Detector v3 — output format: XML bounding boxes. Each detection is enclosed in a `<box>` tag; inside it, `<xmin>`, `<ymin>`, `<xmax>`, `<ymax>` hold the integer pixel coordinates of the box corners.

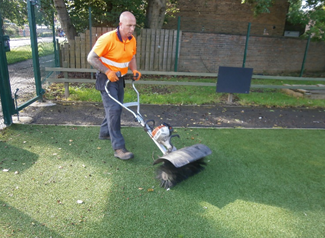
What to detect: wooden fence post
<box><xmin>75</xmin><ymin>36</ymin><xmax>81</xmax><ymax>68</ymax></box>
<box><xmin>63</xmin><ymin>61</ymin><xmax>69</xmax><ymax>99</ymax></box>
<box><xmin>70</xmin><ymin>40</ymin><xmax>75</xmax><ymax>68</ymax></box>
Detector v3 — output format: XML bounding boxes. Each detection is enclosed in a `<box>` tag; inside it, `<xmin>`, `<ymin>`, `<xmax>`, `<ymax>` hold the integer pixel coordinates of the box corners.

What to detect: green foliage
<box><xmin>67</xmin><ymin>0</ymin><xmax>147</xmax><ymax>33</ymax></box>
<box><xmin>242</xmin><ymin>0</ymin><xmax>325</xmax><ymax>41</ymax></box>
<box><xmin>287</xmin><ymin>0</ymin><xmax>325</xmax><ymax>40</ymax></box>
<box><xmin>3</xmin><ymin>24</ymin><xmax>19</xmax><ymax>37</ymax></box>
<box><xmin>0</xmin><ymin>0</ymin><xmax>27</xmax><ymax>26</ymax></box>
<box><xmin>0</xmin><ymin>0</ymin><xmax>53</xmax><ymax>27</ymax></box>
<box><xmin>241</xmin><ymin>0</ymin><xmax>273</xmax><ymax>16</ymax></box>
<box><xmin>35</xmin><ymin>0</ymin><xmax>56</xmax><ymax>27</ymax></box>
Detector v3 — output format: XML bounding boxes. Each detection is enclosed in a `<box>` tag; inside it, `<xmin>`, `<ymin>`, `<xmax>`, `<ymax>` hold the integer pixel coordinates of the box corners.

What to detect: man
<box><xmin>87</xmin><ymin>11</ymin><xmax>141</xmax><ymax>160</ymax></box>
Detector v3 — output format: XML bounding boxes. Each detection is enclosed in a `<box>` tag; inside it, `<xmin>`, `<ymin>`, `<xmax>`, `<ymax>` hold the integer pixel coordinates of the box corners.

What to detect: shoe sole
<box><xmin>114</xmin><ymin>153</ymin><xmax>134</xmax><ymax>160</ymax></box>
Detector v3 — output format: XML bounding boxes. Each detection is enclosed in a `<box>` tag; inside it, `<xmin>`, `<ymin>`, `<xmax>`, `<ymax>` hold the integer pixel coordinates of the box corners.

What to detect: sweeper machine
<box><xmin>105</xmin><ymin>74</ymin><xmax>212</xmax><ymax>189</ymax></box>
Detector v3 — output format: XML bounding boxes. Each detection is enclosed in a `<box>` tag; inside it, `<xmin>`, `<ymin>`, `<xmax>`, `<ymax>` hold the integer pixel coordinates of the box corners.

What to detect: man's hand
<box><xmin>132</xmin><ymin>70</ymin><xmax>141</xmax><ymax>81</ymax></box>
<box><xmin>105</xmin><ymin>70</ymin><xmax>119</xmax><ymax>82</ymax></box>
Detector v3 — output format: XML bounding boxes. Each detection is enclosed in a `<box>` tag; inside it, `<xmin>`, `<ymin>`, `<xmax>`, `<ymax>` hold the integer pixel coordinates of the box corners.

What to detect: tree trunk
<box><xmin>146</xmin><ymin>0</ymin><xmax>166</xmax><ymax>29</ymax></box>
<box><xmin>53</xmin><ymin>0</ymin><xmax>77</xmax><ymax>42</ymax></box>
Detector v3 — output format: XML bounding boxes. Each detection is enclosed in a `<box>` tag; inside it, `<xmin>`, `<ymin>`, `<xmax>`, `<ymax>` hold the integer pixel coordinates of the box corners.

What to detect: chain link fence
<box><xmin>6</xmin><ymin>32</ymin><xmax>55</xmax><ymax>107</ymax></box>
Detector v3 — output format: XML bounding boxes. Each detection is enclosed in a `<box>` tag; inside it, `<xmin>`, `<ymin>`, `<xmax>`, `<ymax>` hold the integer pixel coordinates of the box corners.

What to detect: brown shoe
<box><xmin>114</xmin><ymin>148</ymin><xmax>134</xmax><ymax>160</ymax></box>
<box><xmin>99</xmin><ymin>135</ymin><xmax>110</xmax><ymax>140</ymax></box>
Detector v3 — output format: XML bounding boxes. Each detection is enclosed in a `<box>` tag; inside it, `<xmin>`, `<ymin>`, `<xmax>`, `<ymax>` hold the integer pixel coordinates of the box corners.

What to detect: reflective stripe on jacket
<box><xmin>92</xmin><ymin>27</ymin><xmax>136</xmax><ymax>75</ymax></box>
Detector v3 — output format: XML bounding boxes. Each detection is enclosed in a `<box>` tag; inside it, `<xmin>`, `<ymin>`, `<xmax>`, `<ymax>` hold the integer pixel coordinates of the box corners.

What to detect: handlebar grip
<box><xmin>133</xmin><ymin>73</ymin><xmax>139</xmax><ymax>81</ymax></box>
<box><xmin>106</xmin><ymin>71</ymin><xmax>121</xmax><ymax>84</ymax></box>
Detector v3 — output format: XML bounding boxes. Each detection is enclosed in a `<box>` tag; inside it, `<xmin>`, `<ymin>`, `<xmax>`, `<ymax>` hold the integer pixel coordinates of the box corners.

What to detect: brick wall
<box><xmin>164</xmin><ymin>0</ymin><xmax>289</xmax><ymax>36</ymax></box>
<box><xmin>178</xmin><ymin>32</ymin><xmax>325</xmax><ymax>74</ymax></box>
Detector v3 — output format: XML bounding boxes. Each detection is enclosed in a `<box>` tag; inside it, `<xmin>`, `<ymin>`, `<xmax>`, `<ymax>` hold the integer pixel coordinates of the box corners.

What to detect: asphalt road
<box><xmin>9</xmin><ymin>37</ymin><xmax>65</xmax><ymax>48</ymax></box>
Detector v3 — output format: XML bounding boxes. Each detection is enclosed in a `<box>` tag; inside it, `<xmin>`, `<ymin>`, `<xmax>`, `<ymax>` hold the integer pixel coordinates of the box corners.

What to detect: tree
<box><xmin>145</xmin><ymin>0</ymin><xmax>166</xmax><ymax>29</ymax></box>
<box><xmin>1</xmin><ymin>0</ymin><xmax>56</xmax><ymax>36</ymax></box>
<box><xmin>67</xmin><ymin>0</ymin><xmax>146</xmax><ymax>32</ymax></box>
<box><xmin>242</xmin><ymin>0</ymin><xmax>325</xmax><ymax>40</ymax></box>
<box><xmin>51</xmin><ymin>0</ymin><xmax>173</xmax><ymax>40</ymax></box>
<box><xmin>287</xmin><ymin>0</ymin><xmax>325</xmax><ymax>40</ymax></box>
<box><xmin>1</xmin><ymin>0</ymin><xmax>174</xmax><ymax>41</ymax></box>
<box><xmin>0</xmin><ymin>0</ymin><xmax>27</xmax><ymax>26</ymax></box>
<box><xmin>53</xmin><ymin>0</ymin><xmax>77</xmax><ymax>41</ymax></box>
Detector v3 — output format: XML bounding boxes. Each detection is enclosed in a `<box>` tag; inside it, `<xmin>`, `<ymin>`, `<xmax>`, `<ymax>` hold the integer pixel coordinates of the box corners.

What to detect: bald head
<box><xmin>119</xmin><ymin>11</ymin><xmax>136</xmax><ymax>40</ymax></box>
<box><xmin>120</xmin><ymin>11</ymin><xmax>136</xmax><ymax>23</ymax></box>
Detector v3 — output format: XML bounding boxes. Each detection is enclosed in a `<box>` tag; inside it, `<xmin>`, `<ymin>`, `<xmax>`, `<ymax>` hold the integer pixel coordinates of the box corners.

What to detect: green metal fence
<box><xmin>0</xmin><ymin>0</ymin><xmax>57</xmax><ymax>129</ymax></box>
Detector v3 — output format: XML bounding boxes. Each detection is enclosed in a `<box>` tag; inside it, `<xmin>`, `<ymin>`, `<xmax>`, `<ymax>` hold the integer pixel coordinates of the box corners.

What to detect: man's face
<box><xmin>120</xmin><ymin>16</ymin><xmax>136</xmax><ymax>39</ymax></box>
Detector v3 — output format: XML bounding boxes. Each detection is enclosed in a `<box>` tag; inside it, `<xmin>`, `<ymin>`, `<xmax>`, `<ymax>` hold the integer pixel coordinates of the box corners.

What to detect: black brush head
<box><xmin>156</xmin><ymin>158</ymin><xmax>207</xmax><ymax>189</ymax></box>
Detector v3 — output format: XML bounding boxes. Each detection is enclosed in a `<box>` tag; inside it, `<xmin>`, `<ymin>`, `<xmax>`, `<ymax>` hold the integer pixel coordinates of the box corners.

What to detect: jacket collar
<box><xmin>116</xmin><ymin>26</ymin><xmax>133</xmax><ymax>42</ymax></box>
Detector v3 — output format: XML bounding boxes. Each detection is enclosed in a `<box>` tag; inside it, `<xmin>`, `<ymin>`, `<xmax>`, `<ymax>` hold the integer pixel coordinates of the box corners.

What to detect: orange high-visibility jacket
<box><xmin>92</xmin><ymin>27</ymin><xmax>136</xmax><ymax>76</ymax></box>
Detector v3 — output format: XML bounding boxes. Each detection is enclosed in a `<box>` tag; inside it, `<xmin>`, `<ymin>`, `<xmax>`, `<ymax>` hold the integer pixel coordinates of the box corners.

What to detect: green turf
<box><xmin>1</xmin><ymin>125</ymin><xmax>324</xmax><ymax>237</ymax></box>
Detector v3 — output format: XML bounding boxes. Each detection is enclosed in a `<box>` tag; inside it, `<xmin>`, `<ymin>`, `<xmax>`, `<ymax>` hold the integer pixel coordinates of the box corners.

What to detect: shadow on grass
<box><xmin>0</xmin><ymin>141</ymin><xmax>38</xmax><ymax>173</ymax></box>
<box><xmin>1</xmin><ymin>125</ymin><xmax>324</xmax><ymax>237</ymax></box>
<box><xmin>0</xmin><ymin>198</ymin><xmax>63</xmax><ymax>237</ymax></box>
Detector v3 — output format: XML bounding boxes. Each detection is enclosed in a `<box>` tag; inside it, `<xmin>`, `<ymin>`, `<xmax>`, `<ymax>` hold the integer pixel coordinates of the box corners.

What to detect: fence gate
<box><xmin>0</xmin><ymin>0</ymin><xmax>57</xmax><ymax>129</ymax></box>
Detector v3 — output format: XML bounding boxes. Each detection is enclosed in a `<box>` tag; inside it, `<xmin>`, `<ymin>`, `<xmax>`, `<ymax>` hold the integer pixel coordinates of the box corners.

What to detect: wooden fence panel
<box><xmin>91</xmin><ymin>27</ymin><xmax>97</xmax><ymax>46</ymax></box>
<box><xmin>96</xmin><ymin>27</ymin><xmax>102</xmax><ymax>38</ymax></box>
<box><xmin>159</xmin><ymin>29</ymin><xmax>165</xmax><ymax>71</ymax></box>
<box><xmin>63</xmin><ymin>42</ymin><xmax>69</xmax><ymax>67</ymax></box>
<box><xmin>154</xmin><ymin>29</ymin><xmax>160</xmax><ymax>71</ymax></box>
<box><xmin>70</xmin><ymin>40</ymin><xmax>75</xmax><ymax>68</ymax></box>
<box><xmin>80</xmin><ymin>33</ymin><xmax>86</xmax><ymax>68</ymax></box>
<box><xmin>60</xmin><ymin>27</ymin><xmax>181</xmax><ymax>71</ymax></box>
<box><xmin>85</xmin><ymin>30</ymin><xmax>91</xmax><ymax>69</ymax></box>
<box><xmin>139</xmin><ymin>29</ymin><xmax>147</xmax><ymax>69</ymax></box>
<box><xmin>168</xmin><ymin>31</ymin><xmax>173</xmax><ymax>70</ymax></box>
<box><xmin>75</xmin><ymin>36</ymin><xmax>81</xmax><ymax>68</ymax></box>
<box><xmin>135</xmin><ymin>35</ymin><xmax>142</xmax><ymax>69</ymax></box>
<box><xmin>163</xmin><ymin>30</ymin><xmax>169</xmax><ymax>71</ymax></box>
<box><xmin>145</xmin><ymin>29</ymin><xmax>151</xmax><ymax>70</ymax></box>
<box><xmin>149</xmin><ymin>29</ymin><xmax>155</xmax><ymax>70</ymax></box>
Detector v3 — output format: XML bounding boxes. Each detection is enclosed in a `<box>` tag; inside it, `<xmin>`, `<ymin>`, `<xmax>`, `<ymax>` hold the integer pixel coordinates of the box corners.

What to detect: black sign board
<box><xmin>216</xmin><ymin>66</ymin><xmax>253</xmax><ymax>94</ymax></box>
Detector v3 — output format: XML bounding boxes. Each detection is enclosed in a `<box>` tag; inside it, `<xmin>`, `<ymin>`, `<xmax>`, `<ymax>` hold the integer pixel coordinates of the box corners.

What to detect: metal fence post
<box><xmin>52</xmin><ymin>11</ymin><xmax>60</xmax><ymax>67</ymax></box>
<box><xmin>242</xmin><ymin>22</ymin><xmax>251</xmax><ymax>68</ymax></box>
<box><xmin>0</xmin><ymin>13</ymin><xmax>15</xmax><ymax>125</ymax></box>
<box><xmin>300</xmin><ymin>35</ymin><xmax>311</xmax><ymax>77</ymax></box>
<box><xmin>13</xmin><ymin>0</ymin><xmax>46</xmax><ymax>112</ymax></box>
<box><xmin>27</xmin><ymin>0</ymin><xmax>44</xmax><ymax>99</ymax></box>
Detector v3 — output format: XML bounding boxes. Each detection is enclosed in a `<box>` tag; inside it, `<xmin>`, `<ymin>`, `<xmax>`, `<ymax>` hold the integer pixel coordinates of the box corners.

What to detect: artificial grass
<box><xmin>0</xmin><ymin>125</ymin><xmax>324</xmax><ymax>237</ymax></box>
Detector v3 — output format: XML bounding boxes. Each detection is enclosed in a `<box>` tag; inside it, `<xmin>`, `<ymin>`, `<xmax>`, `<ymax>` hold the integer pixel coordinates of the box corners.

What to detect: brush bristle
<box><xmin>156</xmin><ymin>158</ymin><xmax>206</xmax><ymax>189</ymax></box>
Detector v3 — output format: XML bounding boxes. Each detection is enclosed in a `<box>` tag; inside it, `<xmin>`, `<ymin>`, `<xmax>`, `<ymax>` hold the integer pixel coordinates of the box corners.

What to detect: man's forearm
<box><xmin>129</xmin><ymin>56</ymin><xmax>137</xmax><ymax>72</ymax></box>
<box><xmin>87</xmin><ymin>51</ymin><xmax>108</xmax><ymax>74</ymax></box>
